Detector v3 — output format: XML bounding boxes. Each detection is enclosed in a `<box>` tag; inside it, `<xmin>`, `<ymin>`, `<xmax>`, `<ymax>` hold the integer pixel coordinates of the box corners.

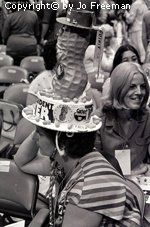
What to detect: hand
<box><xmin>131</xmin><ymin>163</ymin><xmax>148</xmax><ymax>176</ymax></box>
<box><xmin>31</xmin><ymin>130</ymin><xmax>39</xmax><ymax>143</ymax></box>
<box><xmin>40</xmin><ymin>38</ymin><xmax>47</xmax><ymax>48</ymax></box>
<box><xmin>145</xmin><ymin>164</ymin><xmax>150</xmax><ymax>176</ymax></box>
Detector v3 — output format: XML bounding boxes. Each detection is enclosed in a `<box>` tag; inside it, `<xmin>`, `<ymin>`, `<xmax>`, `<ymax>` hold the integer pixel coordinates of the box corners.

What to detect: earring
<box><xmin>55</xmin><ymin>132</ymin><xmax>66</xmax><ymax>157</ymax></box>
<box><xmin>66</xmin><ymin>132</ymin><xmax>74</xmax><ymax>138</ymax></box>
<box><xmin>58</xmin><ymin>148</ymin><xmax>65</xmax><ymax>157</ymax></box>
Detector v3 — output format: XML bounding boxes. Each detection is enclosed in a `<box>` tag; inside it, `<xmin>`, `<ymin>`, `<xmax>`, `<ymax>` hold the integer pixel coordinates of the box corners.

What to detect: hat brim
<box><xmin>22</xmin><ymin>108</ymin><xmax>102</xmax><ymax>133</ymax></box>
<box><xmin>56</xmin><ymin>17</ymin><xmax>97</xmax><ymax>30</ymax></box>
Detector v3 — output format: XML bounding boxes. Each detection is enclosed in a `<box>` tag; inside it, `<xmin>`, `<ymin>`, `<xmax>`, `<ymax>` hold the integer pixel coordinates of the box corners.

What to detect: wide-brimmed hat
<box><xmin>22</xmin><ymin>90</ymin><xmax>102</xmax><ymax>133</ymax></box>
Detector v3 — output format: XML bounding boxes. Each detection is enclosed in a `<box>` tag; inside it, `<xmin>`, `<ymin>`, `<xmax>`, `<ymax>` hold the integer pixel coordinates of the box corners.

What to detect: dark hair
<box><xmin>112</xmin><ymin>44</ymin><xmax>141</xmax><ymax>72</ymax></box>
<box><xmin>41</xmin><ymin>38</ymin><xmax>57</xmax><ymax>70</ymax></box>
<box><xmin>58</xmin><ymin>131</ymin><xmax>97</xmax><ymax>159</ymax></box>
<box><xmin>36</xmin><ymin>126</ymin><xmax>96</xmax><ymax>159</ymax></box>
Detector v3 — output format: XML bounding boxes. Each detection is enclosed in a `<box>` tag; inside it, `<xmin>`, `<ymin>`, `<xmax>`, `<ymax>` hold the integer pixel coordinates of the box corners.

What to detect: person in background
<box><xmin>112</xmin><ymin>9</ymin><xmax>129</xmax><ymax>46</ymax></box>
<box><xmin>95</xmin><ymin>62</ymin><xmax>150</xmax><ymax>177</ymax></box>
<box><xmin>39</xmin><ymin>0</ymin><xmax>61</xmax><ymax>46</ymax></box>
<box><xmin>26</xmin><ymin>39</ymin><xmax>57</xmax><ymax>106</ymax></box>
<box><xmin>102</xmin><ymin>44</ymin><xmax>141</xmax><ymax>99</ymax></box>
<box><xmin>124</xmin><ymin>0</ymin><xmax>148</xmax><ymax>63</ymax></box>
<box><xmin>142</xmin><ymin>10</ymin><xmax>150</xmax><ymax>63</ymax></box>
<box><xmin>2</xmin><ymin>0</ymin><xmax>40</xmax><ymax>65</ymax></box>
<box><xmin>84</xmin><ymin>24</ymin><xmax>118</xmax><ymax>92</ymax></box>
<box><xmin>112</xmin><ymin>44</ymin><xmax>141</xmax><ymax>70</ymax></box>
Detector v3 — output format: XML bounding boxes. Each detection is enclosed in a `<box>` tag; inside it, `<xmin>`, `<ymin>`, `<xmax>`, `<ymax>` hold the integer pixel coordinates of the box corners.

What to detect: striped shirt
<box><xmin>56</xmin><ymin>150</ymin><xmax>141</xmax><ymax>227</ymax></box>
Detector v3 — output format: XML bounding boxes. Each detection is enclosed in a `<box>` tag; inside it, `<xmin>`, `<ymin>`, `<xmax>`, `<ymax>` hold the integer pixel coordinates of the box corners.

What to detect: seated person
<box><xmin>14</xmin><ymin>88</ymin><xmax>141</xmax><ymax>226</ymax></box>
<box><xmin>94</xmin><ymin>62</ymin><xmax>150</xmax><ymax>178</ymax></box>
<box><xmin>27</xmin><ymin>39</ymin><xmax>57</xmax><ymax>106</ymax></box>
<box><xmin>102</xmin><ymin>44</ymin><xmax>142</xmax><ymax>99</ymax></box>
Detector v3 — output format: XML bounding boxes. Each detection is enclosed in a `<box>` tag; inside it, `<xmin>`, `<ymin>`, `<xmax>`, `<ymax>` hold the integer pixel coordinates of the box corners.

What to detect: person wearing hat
<box><xmin>15</xmin><ymin>4</ymin><xmax>141</xmax><ymax>226</ymax></box>
<box><xmin>14</xmin><ymin>89</ymin><xmax>141</xmax><ymax>226</ymax></box>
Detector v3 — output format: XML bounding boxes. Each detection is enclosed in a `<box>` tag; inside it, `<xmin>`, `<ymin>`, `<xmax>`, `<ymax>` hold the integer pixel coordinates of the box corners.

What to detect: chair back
<box><xmin>20</xmin><ymin>56</ymin><xmax>45</xmax><ymax>72</ymax></box>
<box><xmin>6</xmin><ymin>118</ymin><xmax>35</xmax><ymax>157</ymax></box>
<box><xmin>0</xmin><ymin>54</ymin><xmax>14</xmax><ymax>67</ymax></box>
<box><xmin>0</xmin><ymin>45</ymin><xmax>6</xmax><ymax>55</ymax></box>
<box><xmin>126</xmin><ymin>178</ymin><xmax>145</xmax><ymax>218</ymax></box>
<box><xmin>0</xmin><ymin>66</ymin><xmax>29</xmax><ymax>84</ymax></box>
<box><xmin>20</xmin><ymin>56</ymin><xmax>45</xmax><ymax>82</ymax></box>
<box><xmin>0</xmin><ymin>158</ymin><xmax>39</xmax><ymax>219</ymax></box>
<box><xmin>3</xmin><ymin>83</ymin><xmax>29</xmax><ymax>107</ymax></box>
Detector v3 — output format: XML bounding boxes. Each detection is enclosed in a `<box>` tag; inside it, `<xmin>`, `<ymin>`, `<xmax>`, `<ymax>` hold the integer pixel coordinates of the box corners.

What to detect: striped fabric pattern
<box><xmin>58</xmin><ymin>150</ymin><xmax>141</xmax><ymax>227</ymax></box>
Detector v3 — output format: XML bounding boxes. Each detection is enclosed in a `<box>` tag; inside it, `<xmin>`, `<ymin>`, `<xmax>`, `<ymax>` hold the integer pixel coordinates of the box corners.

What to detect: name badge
<box><xmin>115</xmin><ymin>149</ymin><xmax>131</xmax><ymax>176</ymax></box>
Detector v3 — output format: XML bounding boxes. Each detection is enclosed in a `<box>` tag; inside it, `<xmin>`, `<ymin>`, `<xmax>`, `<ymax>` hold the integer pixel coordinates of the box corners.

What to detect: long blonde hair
<box><xmin>103</xmin><ymin>62</ymin><xmax>149</xmax><ymax>112</ymax></box>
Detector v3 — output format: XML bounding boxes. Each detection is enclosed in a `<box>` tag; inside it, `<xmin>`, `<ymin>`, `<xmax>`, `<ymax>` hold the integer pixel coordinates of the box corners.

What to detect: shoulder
<box><xmin>85</xmin><ymin>45</ymin><xmax>95</xmax><ymax>57</ymax></box>
<box><xmin>68</xmin><ymin>152</ymin><xmax>133</xmax><ymax>220</ymax></box>
<box><xmin>143</xmin><ymin>10</ymin><xmax>150</xmax><ymax>18</ymax></box>
<box><xmin>26</xmin><ymin>10</ymin><xmax>38</xmax><ymax>18</ymax></box>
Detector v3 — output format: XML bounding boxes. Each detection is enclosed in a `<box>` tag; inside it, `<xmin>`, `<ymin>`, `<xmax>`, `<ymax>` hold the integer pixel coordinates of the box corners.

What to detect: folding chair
<box><xmin>0</xmin><ymin>65</ymin><xmax>29</xmax><ymax>98</ymax></box>
<box><xmin>0</xmin><ymin>44</ymin><xmax>6</xmax><ymax>55</ymax></box>
<box><xmin>3</xmin><ymin>83</ymin><xmax>29</xmax><ymax>107</ymax></box>
<box><xmin>5</xmin><ymin>117</ymin><xmax>35</xmax><ymax>158</ymax></box>
<box><xmin>0</xmin><ymin>158</ymin><xmax>39</xmax><ymax>226</ymax></box>
<box><xmin>0</xmin><ymin>65</ymin><xmax>29</xmax><ymax>84</ymax></box>
<box><xmin>0</xmin><ymin>100</ymin><xmax>24</xmax><ymax>144</ymax></box>
<box><xmin>20</xmin><ymin>56</ymin><xmax>45</xmax><ymax>82</ymax></box>
<box><xmin>0</xmin><ymin>54</ymin><xmax>14</xmax><ymax>67</ymax></box>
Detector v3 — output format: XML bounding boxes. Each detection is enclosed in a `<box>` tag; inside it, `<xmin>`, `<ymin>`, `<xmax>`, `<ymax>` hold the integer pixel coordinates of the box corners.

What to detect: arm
<box><xmin>14</xmin><ymin>131</ymin><xmax>50</xmax><ymax>176</ymax></box>
<box><xmin>94</xmin><ymin>129</ymin><xmax>103</xmax><ymax>152</ymax></box>
<box><xmin>124</xmin><ymin>5</ymin><xmax>137</xmax><ymax>25</ymax></box>
<box><xmin>34</xmin><ymin>14</ymin><xmax>40</xmax><ymax>44</ymax></box>
<box><xmin>142</xmin><ymin>19</ymin><xmax>147</xmax><ymax>51</ymax></box>
<box><xmin>62</xmin><ymin>203</ymin><xmax>103</xmax><ymax>227</ymax></box>
<box><xmin>2</xmin><ymin>16</ymin><xmax>11</xmax><ymax>44</ymax></box>
<box><xmin>41</xmin><ymin>0</ymin><xmax>54</xmax><ymax>40</ymax></box>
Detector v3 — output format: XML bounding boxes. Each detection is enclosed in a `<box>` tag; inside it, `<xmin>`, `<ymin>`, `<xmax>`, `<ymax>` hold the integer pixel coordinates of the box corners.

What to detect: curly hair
<box><xmin>36</xmin><ymin>126</ymin><xmax>96</xmax><ymax>159</ymax></box>
<box><xmin>58</xmin><ymin>131</ymin><xmax>97</xmax><ymax>159</ymax></box>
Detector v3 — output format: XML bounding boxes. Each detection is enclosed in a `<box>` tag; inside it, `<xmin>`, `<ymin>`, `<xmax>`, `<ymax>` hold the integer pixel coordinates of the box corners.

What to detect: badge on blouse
<box><xmin>115</xmin><ymin>149</ymin><xmax>131</xmax><ymax>176</ymax></box>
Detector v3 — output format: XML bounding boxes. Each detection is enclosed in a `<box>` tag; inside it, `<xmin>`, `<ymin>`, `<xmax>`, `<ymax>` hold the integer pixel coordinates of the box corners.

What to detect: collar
<box><xmin>105</xmin><ymin>110</ymin><xmax>148</xmax><ymax>140</ymax></box>
<box><xmin>105</xmin><ymin>110</ymin><xmax>147</xmax><ymax>127</ymax></box>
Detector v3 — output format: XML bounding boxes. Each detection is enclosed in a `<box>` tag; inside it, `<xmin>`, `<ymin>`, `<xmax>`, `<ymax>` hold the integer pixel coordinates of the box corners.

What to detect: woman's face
<box><xmin>124</xmin><ymin>73</ymin><xmax>146</xmax><ymax>109</ymax></box>
<box><xmin>36</xmin><ymin>128</ymin><xmax>55</xmax><ymax>156</ymax></box>
<box><xmin>121</xmin><ymin>50</ymin><xmax>139</xmax><ymax>63</ymax></box>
